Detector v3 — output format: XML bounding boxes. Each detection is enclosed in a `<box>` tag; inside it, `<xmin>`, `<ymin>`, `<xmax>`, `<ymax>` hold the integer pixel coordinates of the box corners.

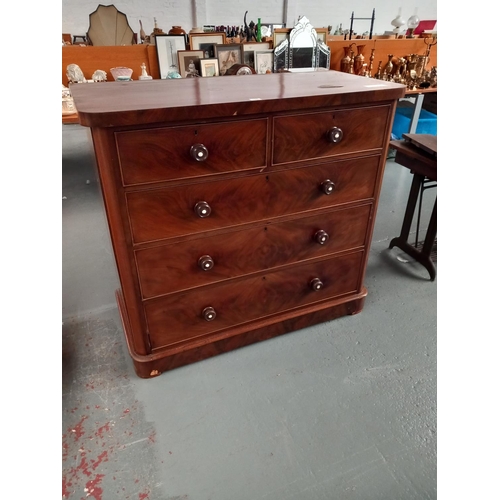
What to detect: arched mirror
<box><xmin>274</xmin><ymin>16</ymin><xmax>330</xmax><ymax>72</ymax></box>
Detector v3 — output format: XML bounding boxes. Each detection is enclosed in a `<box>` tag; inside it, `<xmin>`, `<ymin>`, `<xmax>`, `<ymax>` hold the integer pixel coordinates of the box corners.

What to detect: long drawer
<box><xmin>126</xmin><ymin>155</ymin><xmax>380</xmax><ymax>244</ymax></box>
<box><xmin>115</xmin><ymin>118</ymin><xmax>268</xmax><ymax>186</ymax></box>
<box><xmin>145</xmin><ymin>250</ymin><xmax>364</xmax><ymax>350</ymax></box>
<box><xmin>272</xmin><ymin>105</ymin><xmax>391</xmax><ymax>165</ymax></box>
<box><xmin>135</xmin><ymin>204</ymin><xmax>371</xmax><ymax>299</ymax></box>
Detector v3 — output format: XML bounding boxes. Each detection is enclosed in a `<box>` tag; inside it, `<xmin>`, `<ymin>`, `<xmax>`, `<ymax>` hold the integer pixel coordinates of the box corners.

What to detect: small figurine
<box><xmin>244</xmin><ymin>11</ymin><xmax>257</xmax><ymax>42</ymax></box>
<box><xmin>139</xmin><ymin>62</ymin><xmax>153</xmax><ymax>80</ymax></box>
<box><xmin>92</xmin><ymin>69</ymin><xmax>107</xmax><ymax>82</ymax></box>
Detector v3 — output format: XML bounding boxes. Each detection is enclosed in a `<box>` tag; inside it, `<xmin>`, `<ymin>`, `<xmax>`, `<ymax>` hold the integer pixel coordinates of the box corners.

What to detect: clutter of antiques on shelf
<box><xmin>338</xmin><ymin>34</ymin><xmax>437</xmax><ymax>90</ymax></box>
<box><xmin>63</xmin><ymin>10</ymin><xmax>436</xmax><ymax>89</ymax></box>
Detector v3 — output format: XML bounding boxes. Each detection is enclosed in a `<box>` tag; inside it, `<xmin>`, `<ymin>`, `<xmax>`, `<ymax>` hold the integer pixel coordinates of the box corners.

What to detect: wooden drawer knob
<box><xmin>327</xmin><ymin>127</ymin><xmax>344</xmax><ymax>144</ymax></box>
<box><xmin>194</xmin><ymin>201</ymin><xmax>211</xmax><ymax>218</ymax></box>
<box><xmin>202</xmin><ymin>306</ymin><xmax>216</xmax><ymax>321</ymax></box>
<box><xmin>190</xmin><ymin>143</ymin><xmax>209</xmax><ymax>162</ymax></box>
<box><xmin>198</xmin><ymin>255</ymin><xmax>214</xmax><ymax>271</ymax></box>
<box><xmin>314</xmin><ymin>230</ymin><xmax>329</xmax><ymax>245</ymax></box>
<box><xmin>310</xmin><ymin>278</ymin><xmax>324</xmax><ymax>291</ymax></box>
<box><xmin>320</xmin><ymin>180</ymin><xmax>336</xmax><ymax>195</ymax></box>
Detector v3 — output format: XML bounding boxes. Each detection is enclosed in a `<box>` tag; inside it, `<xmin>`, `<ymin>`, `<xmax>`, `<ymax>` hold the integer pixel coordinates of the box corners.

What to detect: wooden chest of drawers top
<box><xmin>70</xmin><ymin>71</ymin><xmax>405</xmax><ymax>128</ymax></box>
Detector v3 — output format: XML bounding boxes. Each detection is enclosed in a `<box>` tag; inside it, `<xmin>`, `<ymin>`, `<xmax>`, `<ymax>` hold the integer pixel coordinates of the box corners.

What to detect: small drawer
<box><xmin>135</xmin><ymin>204</ymin><xmax>371</xmax><ymax>299</ymax></box>
<box><xmin>126</xmin><ymin>155</ymin><xmax>380</xmax><ymax>244</ymax></box>
<box><xmin>145</xmin><ymin>251</ymin><xmax>364</xmax><ymax>350</ymax></box>
<box><xmin>272</xmin><ymin>105</ymin><xmax>391</xmax><ymax>165</ymax></box>
<box><xmin>115</xmin><ymin>118</ymin><xmax>268</xmax><ymax>185</ymax></box>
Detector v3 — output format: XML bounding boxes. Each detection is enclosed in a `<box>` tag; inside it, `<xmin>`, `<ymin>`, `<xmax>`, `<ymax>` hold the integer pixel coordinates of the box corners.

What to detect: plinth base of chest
<box><xmin>116</xmin><ymin>288</ymin><xmax>367</xmax><ymax>378</ymax></box>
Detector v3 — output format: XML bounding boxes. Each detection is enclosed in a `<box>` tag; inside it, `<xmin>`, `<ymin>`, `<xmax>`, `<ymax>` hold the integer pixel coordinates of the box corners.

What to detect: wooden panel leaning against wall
<box><xmin>62</xmin><ymin>45</ymin><xmax>161</xmax><ymax>86</ymax></box>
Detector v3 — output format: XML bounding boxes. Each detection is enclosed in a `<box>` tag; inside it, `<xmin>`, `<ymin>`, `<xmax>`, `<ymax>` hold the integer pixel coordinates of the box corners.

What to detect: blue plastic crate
<box><xmin>391</xmin><ymin>106</ymin><xmax>437</xmax><ymax>140</ymax></box>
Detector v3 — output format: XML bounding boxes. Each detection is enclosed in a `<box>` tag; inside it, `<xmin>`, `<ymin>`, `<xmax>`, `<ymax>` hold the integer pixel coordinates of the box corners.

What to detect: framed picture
<box><xmin>260</xmin><ymin>23</ymin><xmax>285</xmax><ymax>38</ymax></box>
<box><xmin>255</xmin><ymin>50</ymin><xmax>274</xmax><ymax>74</ymax></box>
<box><xmin>215</xmin><ymin>44</ymin><xmax>244</xmax><ymax>75</ymax></box>
<box><xmin>242</xmin><ymin>41</ymin><xmax>272</xmax><ymax>51</ymax></box>
<box><xmin>177</xmin><ymin>50</ymin><xmax>204</xmax><ymax>78</ymax></box>
<box><xmin>243</xmin><ymin>49</ymin><xmax>255</xmax><ymax>69</ymax></box>
<box><xmin>200</xmin><ymin>58</ymin><xmax>220</xmax><ymax>77</ymax></box>
<box><xmin>242</xmin><ymin>42</ymin><xmax>272</xmax><ymax>69</ymax></box>
<box><xmin>273</xmin><ymin>28</ymin><xmax>291</xmax><ymax>48</ymax></box>
<box><xmin>155</xmin><ymin>34</ymin><xmax>187</xmax><ymax>78</ymax></box>
<box><xmin>189</xmin><ymin>32</ymin><xmax>226</xmax><ymax>51</ymax></box>
<box><xmin>315</xmin><ymin>28</ymin><xmax>328</xmax><ymax>42</ymax></box>
<box><xmin>198</xmin><ymin>42</ymin><xmax>216</xmax><ymax>58</ymax></box>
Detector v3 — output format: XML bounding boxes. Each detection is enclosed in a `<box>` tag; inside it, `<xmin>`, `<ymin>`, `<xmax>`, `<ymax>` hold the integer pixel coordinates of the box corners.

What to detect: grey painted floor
<box><xmin>62</xmin><ymin>124</ymin><xmax>437</xmax><ymax>500</ymax></box>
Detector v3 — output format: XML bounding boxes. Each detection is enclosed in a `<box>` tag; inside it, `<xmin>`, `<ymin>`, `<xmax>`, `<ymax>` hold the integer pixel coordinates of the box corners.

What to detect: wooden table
<box><xmin>388</xmin><ymin>134</ymin><xmax>437</xmax><ymax>280</ymax></box>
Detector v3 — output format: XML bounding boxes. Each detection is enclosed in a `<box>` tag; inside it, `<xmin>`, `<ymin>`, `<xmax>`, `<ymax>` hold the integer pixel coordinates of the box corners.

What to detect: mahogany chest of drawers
<box><xmin>71</xmin><ymin>71</ymin><xmax>405</xmax><ymax>378</ymax></box>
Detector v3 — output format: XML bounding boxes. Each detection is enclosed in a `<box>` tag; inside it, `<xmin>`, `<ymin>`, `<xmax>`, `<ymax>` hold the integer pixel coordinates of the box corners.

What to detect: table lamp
<box><xmin>407</xmin><ymin>10</ymin><xmax>420</xmax><ymax>38</ymax></box>
<box><xmin>391</xmin><ymin>9</ymin><xmax>406</xmax><ymax>36</ymax></box>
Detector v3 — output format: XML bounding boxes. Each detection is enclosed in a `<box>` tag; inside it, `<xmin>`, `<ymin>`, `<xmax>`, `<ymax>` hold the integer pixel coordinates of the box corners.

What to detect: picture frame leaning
<box><xmin>189</xmin><ymin>32</ymin><xmax>226</xmax><ymax>51</ymax></box>
<box><xmin>215</xmin><ymin>43</ymin><xmax>243</xmax><ymax>75</ymax></box>
<box><xmin>155</xmin><ymin>34</ymin><xmax>187</xmax><ymax>78</ymax></box>
<box><xmin>200</xmin><ymin>58</ymin><xmax>220</xmax><ymax>77</ymax></box>
<box><xmin>177</xmin><ymin>50</ymin><xmax>204</xmax><ymax>78</ymax></box>
<box><xmin>255</xmin><ymin>50</ymin><xmax>274</xmax><ymax>74</ymax></box>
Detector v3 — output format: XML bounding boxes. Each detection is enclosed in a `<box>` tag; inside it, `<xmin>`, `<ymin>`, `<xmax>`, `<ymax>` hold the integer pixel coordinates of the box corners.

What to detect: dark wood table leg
<box><xmin>389</xmin><ymin>173</ymin><xmax>437</xmax><ymax>281</ymax></box>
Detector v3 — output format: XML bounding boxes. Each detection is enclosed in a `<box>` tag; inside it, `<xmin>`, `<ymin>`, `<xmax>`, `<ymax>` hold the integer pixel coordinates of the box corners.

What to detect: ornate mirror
<box><xmin>273</xmin><ymin>16</ymin><xmax>330</xmax><ymax>72</ymax></box>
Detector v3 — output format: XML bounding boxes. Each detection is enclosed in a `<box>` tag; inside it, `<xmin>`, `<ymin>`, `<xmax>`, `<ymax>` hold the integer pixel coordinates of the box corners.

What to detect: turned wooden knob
<box><xmin>198</xmin><ymin>255</ymin><xmax>214</xmax><ymax>271</ymax></box>
<box><xmin>310</xmin><ymin>278</ymin><xmax>324</xmax><ymax>291</ymax></box>
<box><xmin>314</xmin><ymin>230</ymin><xmax>329</xmax><ymax>245</ymax></box>
<box><xmin>194</xmin><ymin>201</ymin><xmax>211</xmax><ymax>218</ymax></box>
<box><xmin>327</xmin><ymin>127</ymin><xmax>343</xmax><ymax>144</ymax></box>
<box><xmin>202</xmin><ymin>306</ymin><xmax>216</xmax><ymax>321</ymax></box>
<box><xmin>320</xmin><ymin>180</ymin><xmax>336</xmax><ymax>195</ymax></box>
<box><xmin>190</xmin><ymin>143</ymin><xmax>209</xmax><ymax>162</ymax></box>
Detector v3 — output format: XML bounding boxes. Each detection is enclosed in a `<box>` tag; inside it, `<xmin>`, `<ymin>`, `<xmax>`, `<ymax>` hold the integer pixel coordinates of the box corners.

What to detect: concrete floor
<box><xmin>62</xmin><ymin>123</ymin><xmax>437</xmax><ymax>500</ymax></box>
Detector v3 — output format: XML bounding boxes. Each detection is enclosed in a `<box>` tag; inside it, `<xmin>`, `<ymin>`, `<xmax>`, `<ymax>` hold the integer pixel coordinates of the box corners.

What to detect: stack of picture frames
<box><xmin>155</xmin><ymin>31</ymin><xmax>278</xmax><ymax>78</ymax></box>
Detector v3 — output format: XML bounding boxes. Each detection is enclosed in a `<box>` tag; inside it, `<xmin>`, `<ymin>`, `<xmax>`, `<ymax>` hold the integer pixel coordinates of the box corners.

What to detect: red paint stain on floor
<box><xmin>91</xmin><ymin>451</ymin><xmax>109</xmax><ymax>470</ymax></box>
<box><xmin>70</xmin><ymin>415</ymin><xmax>88</xmax><ymax>441</ymax></box>
<box><xmin>95</xmin><ymin>421</ymin><xmax>112</xmax><ymax>438</ymax></box>
<box><xmin>138</xmin><ymin>490</ymin><xmax>150</xmax><ymax>499</ymax></box>
<box><xmin>63</xmin><ymin>436</ymin><xmax>69</xmax><ymax>460</ymax></box>
<box><xmin>84</xmin><ymin>473</ymin><xmax>105</xmax><ymax>500</ymax></box>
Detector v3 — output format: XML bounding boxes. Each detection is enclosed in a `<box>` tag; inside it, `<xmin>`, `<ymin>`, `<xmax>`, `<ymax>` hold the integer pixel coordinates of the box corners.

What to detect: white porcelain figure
<box><xmin>66</xmin><ymin>64</ymin><xmax>86</xmax><ymax>83</ymax></box>
<box><xmin>139</xmin><ymin>62</ymin><xmax>153</xmax><ymax>80</ymax></box>
<box><xmin>92</xmin><ymin>69</ymin><xmax>107</xmax><ymax>82</ymax></box>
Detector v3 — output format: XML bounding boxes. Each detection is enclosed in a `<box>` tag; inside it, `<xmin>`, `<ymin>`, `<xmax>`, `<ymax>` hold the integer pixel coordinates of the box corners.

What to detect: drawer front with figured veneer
<box><xmin>126</xmin><ymin>155</ymin><xmax>380</xmax><ymax>244</ymax></box>
<box><xmin>136</xmin><ymin>204</ymin><xmax>372</xmax><ymax>299</ymax></box>
<box><xmin>145</xmin><ymin>250</ymin><xmax>364</xmax><ymax>350</ymax></box>
<box><xmin>116</xmin><ymin>119</ymin><xmax>268</xmax><ymax>186</ymax></box>
<box><xmin>272</xmin><ymin>105</ymin><xmax>391</xmax><ymax>165</ymax></box>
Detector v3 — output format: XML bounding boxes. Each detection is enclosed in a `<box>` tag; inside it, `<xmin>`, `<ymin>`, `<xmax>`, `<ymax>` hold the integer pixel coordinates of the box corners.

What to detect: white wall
<box><xmin>62</xmin><ymin>0</ymin><xmax>436</xmax><ymax>41</ymax></box>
